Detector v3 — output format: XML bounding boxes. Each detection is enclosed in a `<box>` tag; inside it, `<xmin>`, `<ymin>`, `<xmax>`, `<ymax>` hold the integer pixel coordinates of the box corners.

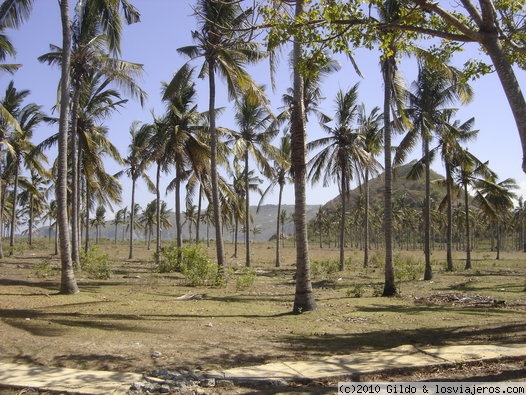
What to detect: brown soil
<box><xmin>1</xmin><ymin>243</ymin><xmax>525</xmax><ymax>394</ymax></box>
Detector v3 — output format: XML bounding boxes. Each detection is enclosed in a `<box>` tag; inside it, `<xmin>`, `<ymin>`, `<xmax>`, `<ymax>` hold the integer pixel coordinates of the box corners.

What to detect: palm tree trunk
<box><xmin>291</xmin><ymin>0</ymin><xmax>316</xmax><ymax>313</ymax></box>
<box><xmin>58</xmin><ymin>0</ymin><xmax>79</xmax><ymax>294</ymax></box>
<box><xmin>128</xmin><ymin>177</ymin><xmax>136</xmax><ymax>259</ymax></box>
<box><xmin>208</xmin><ymin>60</ymin><xmax>226</xmax><ymax>278</ymax></box>
<box><xmin>84</xmin><ymin>192</ymin><xmax>90</xmax><ymax>254</ymax></box>
<box><xmin>382</xmin><ymin>55</ymin><xmax>397</xmax><ymax>297</ymax></box>
<box><xmin>70</xmin><ymin>88</ymin><xmax>81</xmax><ymax>265</ymax></box>
<box><xmin>175</xmin><ymin>169</ymin><xmax>182</xmax><ymax>252</ymax></box>
<box><xmin>464</xmin><ymin>183</ymin><xmax>472</xmax><ymax>269</ymax></box>
<box><xmin>28</xmin><ymin>195</ymin><xmax>33</xmax><ymax>246</ymax></box>
<box><xmin>9</xmin><ymin>158</ymin><xmax>19</xmax><ymax>255</ymax></box>
<box><xmin>445</xmin><ymin>162</ymin><xmax>454</xmax><ymax>271</ymax></box>
<box><xmin>195</xmin><ymin>185</ymin><xmax>202</xmax><ymax>244</ymax></box>
<box><xmin>275</xmin><ymin>182</ymin><xmax>283</xmax><ymax>267</ymax></box>
<box><xmin>364</xmin><ymin>169</ymin><xmax>370</xmax><ymax>268</ymax></box>
<box><xmin>480</xmin><ymin>33</ymin><xmax>526</xmax><ymax>174</ymax></box>
<box><xmin>244</xmin><ymin>150</ymin><xmax>251</xmax><ymax>267</ymax></box>
<box><xmin>423</xmin><ymin>137</ymin><xmax>433</xmax><ymax>280</ymax></box>
<box><xmin>339</xmin><ymin>176</ymin><xmax>346</xmax><ymax>271</ymax></box>
<box><xmin>155</xmin><ymin>162</ymin><xmax>161</xmax><ymax>257</ymax></box>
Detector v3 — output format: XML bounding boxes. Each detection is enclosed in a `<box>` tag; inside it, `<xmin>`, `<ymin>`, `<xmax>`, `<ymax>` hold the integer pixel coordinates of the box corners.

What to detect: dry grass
<box><xmin>0</xmin><ymin>239</ymin><xmax>525</xmax><ymax>376</ymax></box>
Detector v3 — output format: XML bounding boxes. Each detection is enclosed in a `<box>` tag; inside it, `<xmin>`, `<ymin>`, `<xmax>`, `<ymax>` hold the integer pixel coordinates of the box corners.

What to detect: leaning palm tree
<box><xmin>178</xmin><ymin>0</ymin><xmax>267</xmax><ymax>279</ymax></box>
<box><xmin>230</xmin><ymin>88</ymin><xmax>277</xmax><ymax>267</ymax></box>
<box><xmin>308</xmin><ymin>84</ymin><xmax>369</xmax><ymax>271</ymax></box>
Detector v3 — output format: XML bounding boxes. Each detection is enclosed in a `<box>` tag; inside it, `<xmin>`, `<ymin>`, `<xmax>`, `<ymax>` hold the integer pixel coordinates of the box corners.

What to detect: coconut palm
<box><xmin>4</xmin><ymin>96</ymin><xmax>45</xmax><ymax>254</ymax></box>
<box><xmin>162</xmin><ymin>64</ymin><xmax>210</xmax><ymax>255</ymax></box>
<box><xmin>397</xmin><ymin>60</ymin><xmax>473</xmax><ymax>273</ymax></box>
<box><xmin>230</xmin><ymin>88</ymin><xmax>277</xmax><ymax>267</ymax></box>
<box><xmin>258</xmin><ymin>133</ymin><xmax>291</xmax><ymax>267</ymax></box>
<box><xmin>474</xmin><ymin>177</ymin><xmax>518</xmax><ymax>259</ymax></box>
<box><xmin>178</xmin><ymin>0</ymin><xmax>267</xmax><ymax>278</ymax></box>
<box><xmin>38</xmin><ymin>0</ymin><xmax>144</xmax><ymax>265</ymax></box>
<box><xmin>356</xmin><ymin>104</ymin><xmax>383</xmax><ymax>267</ymax></box>
<box><xmin>118</xmin><ymin>121</ymin><xmax>154</xmax><ymax>258</ymax></box>
<box><xmin>112</xmin><ymin>207</ymin><xmax>127</xmax><ymax>243</ymax></box>
<box><xmin>308</xmin><ymin>84</ymin><xmax>369</xmax><ymax>271</ymax></box>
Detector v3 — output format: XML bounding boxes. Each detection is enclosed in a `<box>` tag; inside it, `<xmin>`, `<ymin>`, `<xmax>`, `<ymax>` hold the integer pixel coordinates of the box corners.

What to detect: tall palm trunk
<box><xmin>381</xmin><ymin>55</ymin><xmax>396</xmax><ymax>296</ymax></box>
<box><xmin>70</xmin><ymin>88</ymin><xmax>81</xmax><ymax>265</ymax></box>
<box><xmin>128</xmin><ymin>176</ymin><xmax>136</xmax><ymax>259</ymax></box>
<box><xmin>155</xmin><ymin>162</ymin><xmax>161</xmax><ymax>257</ymax></box>
<box><xmin>208</xmin><ymin>60</ymin><xmax>225</xmax><ymax>278</ymax></box>
<box><xmin>292</xmin><ymin>0</ymin><xmax>316</xmax><ymax>314</ymax></box>
<box><xmin>175</xmin><ymin>166</ymin><xmax>183</xmax><ymax>255</ymax></box>
<box><xmin>58</xmin><ymin>0</ymin><xmax>78</xmax><ymax>294</ymax></box>
<box><xmin>244</xmin><ymin>150</ymin><xmax>251</xmax><ymax>267</ymax></box>
<box><xmin>339</xmin><ymin>175</ymin><xmax>346</xmax><ymax>271</ymax></box>
<box><xmin>363</xmin><ymin>168</ymin><xmax>370</xmax><ymax>268</ymax></box>
<box><xmin>275</xmin><ymin>181</ymin><xmax>284</xmax><ymax>267</ymax></box>
<box><xmin>28</xmin><ymin>194</ymin><xmax>33</xmax><ymax>245</ymax></box>
<box><xmin>9</xmin><ymin>158</ymin><xmax>19</xmax><ymax>255</ymax></box>
<box><xmin>195</xmin><ymin>185</ymin><xmax>202</xmax><ymax>244</ymax></box>
<box><xmin>463</xmin><ymin>182</ymin><xmax>472</xmax><ymax>269</ymax></box>
<box><xmin>423</xmin><ymin>137</ymin><xmax>433</xmax><ymax>279</ymax></box>
<box><xmin>445</xmin><ymin>161</ymin><xmax>454</xmax><ymax>271</ymax></box>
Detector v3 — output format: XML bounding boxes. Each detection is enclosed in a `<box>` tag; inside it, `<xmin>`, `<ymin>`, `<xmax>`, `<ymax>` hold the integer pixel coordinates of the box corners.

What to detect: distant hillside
<box><xmin>323</xmin><ymin>160</ymin><xmax>446</xmax><ymax>210</ymax></box>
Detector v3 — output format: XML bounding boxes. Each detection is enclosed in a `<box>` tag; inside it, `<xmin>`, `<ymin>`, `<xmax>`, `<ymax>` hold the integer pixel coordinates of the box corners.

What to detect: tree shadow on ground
<box><xmin>278</xmin><ymin>322</ymin><xmax>526</xmax><ymax>356</ymax></box>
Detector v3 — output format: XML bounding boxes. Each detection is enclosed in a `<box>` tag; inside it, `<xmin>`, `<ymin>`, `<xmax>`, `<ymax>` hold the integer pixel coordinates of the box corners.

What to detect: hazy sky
<box><xmin>5</xmin><ymin>0</ymin><xmax>526</xmax><ymax>216</ymax></box>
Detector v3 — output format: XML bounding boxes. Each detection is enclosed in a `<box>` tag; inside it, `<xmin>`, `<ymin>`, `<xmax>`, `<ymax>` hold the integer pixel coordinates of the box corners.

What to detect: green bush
<box><xmin>346</xmin><ymin>284</ymin><xmax>365</xmax><ymax>298</ymax></box>
<box><xmin>34</xmin><ymin>258</ymin><xmax>55</xmax><ymax>278</ymax></box>
<box><xmin>236</xmin><ymin>267</ymin><xmax>257</xmax><ymax>290</ymax></box>
<box><xmin>157</xmin><ymin>244</ymin><xmax>218</xmax><ymax>287</ymax></box>
<box><xmin>80</xmin><ymin>247</ymin><xmax>112</xmax><ymax>279</ymax></box>
<box><xmin>394</xmin><ymin>254</ymin><xmax>421</xmax><ymax>290</ymax></box>
<box><xmin>311</xmin><ymin>259</ymin><xmax>340</xmax><ymax>278</ymax></box>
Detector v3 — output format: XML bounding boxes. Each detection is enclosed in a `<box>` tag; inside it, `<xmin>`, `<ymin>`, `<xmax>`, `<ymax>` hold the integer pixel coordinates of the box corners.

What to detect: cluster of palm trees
<box><xmin>0</xmin><ymin>1</ymin><xmax>524</xmax><ymax>308</ymax></box>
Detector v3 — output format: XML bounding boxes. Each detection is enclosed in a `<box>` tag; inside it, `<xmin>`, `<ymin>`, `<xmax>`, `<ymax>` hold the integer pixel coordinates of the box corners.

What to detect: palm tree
<box><xmin>376</xmin><ymin>0</ymin><xmax>410</xmax><ymax>296</ymax></box>
<box><xmin>308</xmin><ymin>84</ymin><xmax>369</xmax><ymax>271</ymax></box>
<box><xmin>162</xmin><ymin>64</ymin><xmax>209</xmax><ymax>256</ymax></box>
<box><xmin>178</xmin><ymin>0</ymin><xmax>267</xmax><ymax>279</ymax></box>
<box><xmin>2</xmin><ymin>85</ymin><xmax>45</xmax><ymax>255</ymax></box>
<box><xmin>453</xmin><ymin>150</ymin><xmax>495</xmax><ymax>269</ymax></box>
<box><xmin>113</xmin><ymin>207</ymin><xmax>127</xmax><ymax>243</ymax></box>
<box><xmin>38</xmin><ymin>0</ymin><xmax>144</xmax><ymax>265</ymax></box>
<box><xmin>397</xmin><ymin>60</ymin><xmax>473</xmax><ymax>273</ymax></box>
<box><xmin>230</xmin><ymin>88</ymin><xmax>277</xmax><ymax>267</ymax></box>
<box><xmin>258</xmin><ymin>133</ymin><xmax>291</xmax><ymax>267</ymax></box>
<box><xmin>474</xmin><ymin>177</ymin><xmax>518</xmax><ymax>260</ymax></box>
<box><xmin>119</xmin><ymin>120</ymin><xmax>154</xmax><ymax>259</ymax></box>
<box><xmin>0</xmin><ymin>80</ymin><xmax>30</xmax><ymax>258</ymax></box>
<box><xmin>290</xmin><ymin>0</ymin><xmax>316</xmax><ymax>313</ymax></box>
<box><xmin>91</xmin><ymin>205</ymin><xmax>106</xmax><ymax>244</ymax></box>
<box><xmin>356</xmin><ymin>104</ymin><xmax>383</xmax><ymax>268</ymax></box>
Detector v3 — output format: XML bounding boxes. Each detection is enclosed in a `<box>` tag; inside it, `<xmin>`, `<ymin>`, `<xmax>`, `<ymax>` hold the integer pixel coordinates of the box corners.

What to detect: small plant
<box><xmin>394</xmin><ymin>254</ymin><xmax>421</xmax><ymax>292</ymax></box>
<box><xmin>157</xmin><ymin>244</ymin><xmax>218</xmax><ymax>287</ymax></box>
<box><xmin>80</xmin><ymin>247</ymin><xmax>112</xmax><ymax>279</ymax></box>
<box><xmin>370</xmin><ymin>252</ymin><xmax>384</xmax><ymax>267</ymax></box>
<box><xmin>236</xmin><ymin>267</ymin><xmax>257</xmax><ymax>290</ymax></box>
<box><xmin>34</xmin><ymin>258</ymin><xmax>55</xmax><ymax>278</ymax></box>
<box><xmin>346</xmin><ymin>284</ymin><xmax>365</xmax><ymax>298</ymax></box>
<box><xmin>372</xmin><ymin>283</ymin><xmax>383</xmax><ymax>297</ymax></box>
<box><xmin>311</xmin><ymin>259</ymin><xmax>340</xmax><ymax>278</ymax></box>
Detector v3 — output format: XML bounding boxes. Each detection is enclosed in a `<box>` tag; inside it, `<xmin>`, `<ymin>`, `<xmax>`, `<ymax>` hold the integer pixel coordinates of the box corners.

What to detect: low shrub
<box><xmin>236</xmin><ymin>267</ymin><xmax>257</xmax><ymax>290</ymax></box>
<box><xmin>311</xmin><ymin>259</ymin><xmax>340</xmax><ymax>278</ymax></box>
<box><xmin>80</xmin><ymin>247</ymin><xmax>112</xmax><ymax>279</ymax></box>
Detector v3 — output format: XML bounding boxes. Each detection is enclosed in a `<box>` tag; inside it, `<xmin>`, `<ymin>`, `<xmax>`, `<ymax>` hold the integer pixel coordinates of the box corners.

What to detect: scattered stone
<box><xmin>414</xmin><ymin>292</ymin><xmax>504</xmax><ymax>307</ymax></box>
<box><xmin>130</xmin><ymin>367</ymin><xmax>216</xmax><ymax>394</ymax></box>
<box><xmin>150</xmin><ymin>351</ymin><xmax>162</xmax><ymax>358</ymax></box>
<box><xmin>175</xmin><ymin>293</ymin><xmax>204</xmax><ymax>300</ymax></box>
<box><xmin>123</xmin><ymin>275</ymin><xmax>141</xmax><ymax>279</ymax></box>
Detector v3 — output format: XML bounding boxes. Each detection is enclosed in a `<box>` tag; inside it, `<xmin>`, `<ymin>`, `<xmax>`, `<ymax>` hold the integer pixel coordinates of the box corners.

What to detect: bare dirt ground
<box><xmin>0</xmin><ymin>242</ymin><xmax>525</xmax><ymax>394</ymax></box>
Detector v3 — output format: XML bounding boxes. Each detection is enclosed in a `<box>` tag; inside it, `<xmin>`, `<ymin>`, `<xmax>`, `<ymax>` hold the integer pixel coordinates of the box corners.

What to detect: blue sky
<box><xmin>4</xmin><ymin>0</ymin><xmax>526</xmax><ymax>216</ymax></box>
